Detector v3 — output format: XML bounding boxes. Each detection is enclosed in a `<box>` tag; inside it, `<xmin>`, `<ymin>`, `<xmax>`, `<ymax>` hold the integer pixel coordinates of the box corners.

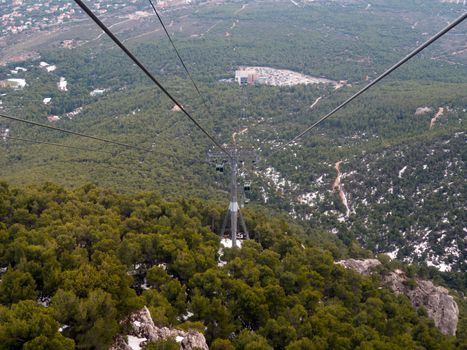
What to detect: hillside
<box><xmin>0</xmin><ymin>182</ymin><xmax>465</xmax><ymax>349</ymax></box>
<box><xmin>0</xmin><ymin>0</ymin><xmax>465</xmax><ymax>282</ymax></box>
<box><xmin>258</xmin><ymin>125</ymin><xmax>466</xmax><ymax>272</ymax></box>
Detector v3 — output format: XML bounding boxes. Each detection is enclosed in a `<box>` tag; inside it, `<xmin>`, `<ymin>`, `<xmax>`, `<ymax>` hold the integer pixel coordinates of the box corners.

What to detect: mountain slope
<box><xmin>288</xmin><ymin>131</ymin><xmax>465</xmax><ymax>272</ymax></box>
<box><xmin>0</xmin><ymin>0</ymin><xmax>465</xmax><ymax>273</ymax></box>
<box><xmin>0</xmin><ymin>182</ymin><xmax>463</xmax><ymax>349</ymax></box>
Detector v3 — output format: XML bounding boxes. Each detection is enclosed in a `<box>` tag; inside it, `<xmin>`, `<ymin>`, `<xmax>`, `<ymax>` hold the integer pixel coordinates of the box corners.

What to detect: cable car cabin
<box><xmin>244</xmin><ymin>182</ymin><xmax>251</xmax><ymax>192</ymax></box>
<box><xmin>216</xmin><ymin>164</ymin><xmax>224</xmax><ymax>173</ymax></box>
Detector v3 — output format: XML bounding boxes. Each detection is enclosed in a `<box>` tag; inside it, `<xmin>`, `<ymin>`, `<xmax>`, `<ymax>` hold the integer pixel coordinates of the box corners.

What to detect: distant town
<box><xmin>0</xmin><ymin>0</ymin><xmax>212</xmax><ymax>38</ymax></box>
<box><xmin>0</xmin><ymin>0</ymin><xmax>145</xmax><ymax>37</ymax></box>
<box><xmin>1</xmin><ymin>0</ymin><xmax>465</xmax><ymax>38</ymax></box>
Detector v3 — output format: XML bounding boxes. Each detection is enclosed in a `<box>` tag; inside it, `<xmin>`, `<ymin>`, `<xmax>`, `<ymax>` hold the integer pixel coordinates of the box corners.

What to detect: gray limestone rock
<box><xmin>336</xmin><ymin>259</ymin><xmax>459</xmax><ymax>336</ymax></box>
<box><xmin>110</xmin><ymin>307</ymin><xmax>208</xmax><ymax>350</ymax></box>
<box><xmin>336</xmin><ymin>258</ymin><xmax>381</xmax><ymax>275</ymax></box>
<box><xmin>383</xmin><ymin>269</ymin><xmax>459</xmax><ymax>336</ymax></box>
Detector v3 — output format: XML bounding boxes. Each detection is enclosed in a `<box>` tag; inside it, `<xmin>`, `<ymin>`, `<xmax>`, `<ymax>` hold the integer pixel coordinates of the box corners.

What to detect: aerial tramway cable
<box><xmin>274</xmin><ymin>11</ymin><xmax>467</xmax><ymax>154</ymax></box>
<box><xmin>2</xmin><ymin>134</ymin><xmax>204</xmax><ymax>163</ymax></box>
<box><xmin>72</xmin><ymin>0</ymin><xmax>232</xmax><ymax>159</ymax></box>
<box><xmin>0</xmin><ymin>113</ymin><xmax>152</xmax><ymax>153</ymax></box>
<box><xmin>147</xmin><ymin>0</ymin><xmax>214</xmax><ymax>118</ymax></box>
<box><xmin>3</xmin><ymin>135</ymin><xmax>115</xmax><ymax>155</ymax></box>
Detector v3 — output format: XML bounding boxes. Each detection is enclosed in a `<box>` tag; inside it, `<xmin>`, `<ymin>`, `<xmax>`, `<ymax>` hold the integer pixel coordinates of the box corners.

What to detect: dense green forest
<box><xmin>0</xmin><ymin>182</ymin><xmax>464</xmax><ymax>349</ymax></box>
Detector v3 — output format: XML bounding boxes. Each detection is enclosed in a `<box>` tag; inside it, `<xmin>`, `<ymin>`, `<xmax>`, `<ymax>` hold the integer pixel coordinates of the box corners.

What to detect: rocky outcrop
<box><xmin>336</xmin><ymin>258</ymin><xmax>381</xmax><ymax>275</ymax></box>
<box><xmin>110</xmin><ymin>307</ymin><xmax>208</xmax><ymax>350</ymax></box>
<box><xmin>383</xmin><ymin>269</ymin><xmax>459</xmax><ymax>336</ymax></box>
<box><xmin>336</xmin><ymin>259</ymin><xmax>459</xmax><ymax>336</ymax></box>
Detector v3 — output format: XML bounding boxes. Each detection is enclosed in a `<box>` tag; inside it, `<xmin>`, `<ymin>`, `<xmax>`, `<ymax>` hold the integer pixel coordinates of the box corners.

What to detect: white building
<box><xmin>235</xmin><ymin>68</ymin><xmax>257</xmax><ymax>85</ymax></box>
<box><xmin>90</xmin><ymin>88</ymin><xmax>106</xmax><ymax>96</ymax></box>
<box><xmin>7</xmin><ymin>78</ymin><xmax>26</xmax><ymax>89</ymax></box>
<box><xmin>58</xmin><ymin>77</ymin><xmax>68</xmax><ymax>91</ymax></box>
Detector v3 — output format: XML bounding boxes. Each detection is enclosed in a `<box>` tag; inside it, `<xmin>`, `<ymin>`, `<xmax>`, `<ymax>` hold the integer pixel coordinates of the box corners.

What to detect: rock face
<box><xmin>383</xmin><ymin>269</ymin><xmax>459</xmax><ymax>336</ymax></box>
<box><xmin>110</xmin><ymin>307</ymin><xmax>208</xmax><ymax>350</ymax></box>
<box><xmin>336</xmin><ymin>259</ymin><xmax>459</xmax><ymax>336</ymax></box>
<box><xmin>336</xmin><ymin>258</ymin><xmax>381</xmax><ymax>275</ymax></box>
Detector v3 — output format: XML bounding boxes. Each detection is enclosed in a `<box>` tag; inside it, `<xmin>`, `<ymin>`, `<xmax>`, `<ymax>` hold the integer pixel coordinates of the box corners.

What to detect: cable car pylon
<box><xmin>208</xmin><ymin>131</ymin><xmax>256</xmax><ymax>247</ymax></box>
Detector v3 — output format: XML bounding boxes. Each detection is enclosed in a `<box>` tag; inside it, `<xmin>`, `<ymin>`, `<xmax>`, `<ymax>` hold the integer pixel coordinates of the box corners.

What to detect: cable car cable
<box><xmin>2</xmin><ymin>134</ymin><xmax>202</xmax><ymax>163</ymax></box>
<box><xmin>3</xmin><ymin>135</ymin><xmax>116</xmax><ymax>155</ymax></box>
<box><xmin>147</xmin><ymin>0</ymin><xmax>214</xmax><ymax>117</ymax></box>
<box><xmin>72</xmin><ymin>0</ymin><xmax>232</xmax><ymax>159</ymax></box>
<box><xmin>273</xmin><ymin>11</ymin><xmax>467</xmax><ymax>154</ymax></box>
<box><xmin>0</xmin><ymin>112</ymin><xmax>152</xmax><ymax>153</ymax></box>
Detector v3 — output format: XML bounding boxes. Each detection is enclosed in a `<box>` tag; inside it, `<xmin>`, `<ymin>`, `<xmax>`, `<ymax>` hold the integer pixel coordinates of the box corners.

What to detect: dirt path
<box><xmin>451</xmin><ymin>47</ymin><xmax>467</xmax><ymax>56</ymax></box>
<box><xmin>90</xmin><ymin>18</ymin><xmax>134</xmax><ymax>42</ymax></box>
<box><xmin>430</xmin><ymin>107</ymin><xmax>444</xmax><ymax>129</ymax></box>
<box><xmin>333</xmin><ymin>161</ymin><xmax>351</xmax><ymax>217</ymax></box>
<box><xmin>201</xmin><ymin>20</ymin><xmax>223</xmax><ymax>36</ymax></box>
<box><xmin>234</xmin><ymin>4</ymin><xmax>248</xmax><ymax>15</ymax></box>
<box><xmin>232</xmin><ymin>127</ymin><xmax>248</xmax><ymax>144</ymax></box>
<box><xmin>309</xmin><ymin>96</ymin><xmax>322</xmax><ymax>110</ymax></box>
<box><xmin>289</xmin><ymin>0</ymin><xmax>300</xmax><ymax>7</ymax></box>
<box><xmin>122</xmin><ymin>28</ymin><xmax>161</xmax><ymax>43</ymax></box>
